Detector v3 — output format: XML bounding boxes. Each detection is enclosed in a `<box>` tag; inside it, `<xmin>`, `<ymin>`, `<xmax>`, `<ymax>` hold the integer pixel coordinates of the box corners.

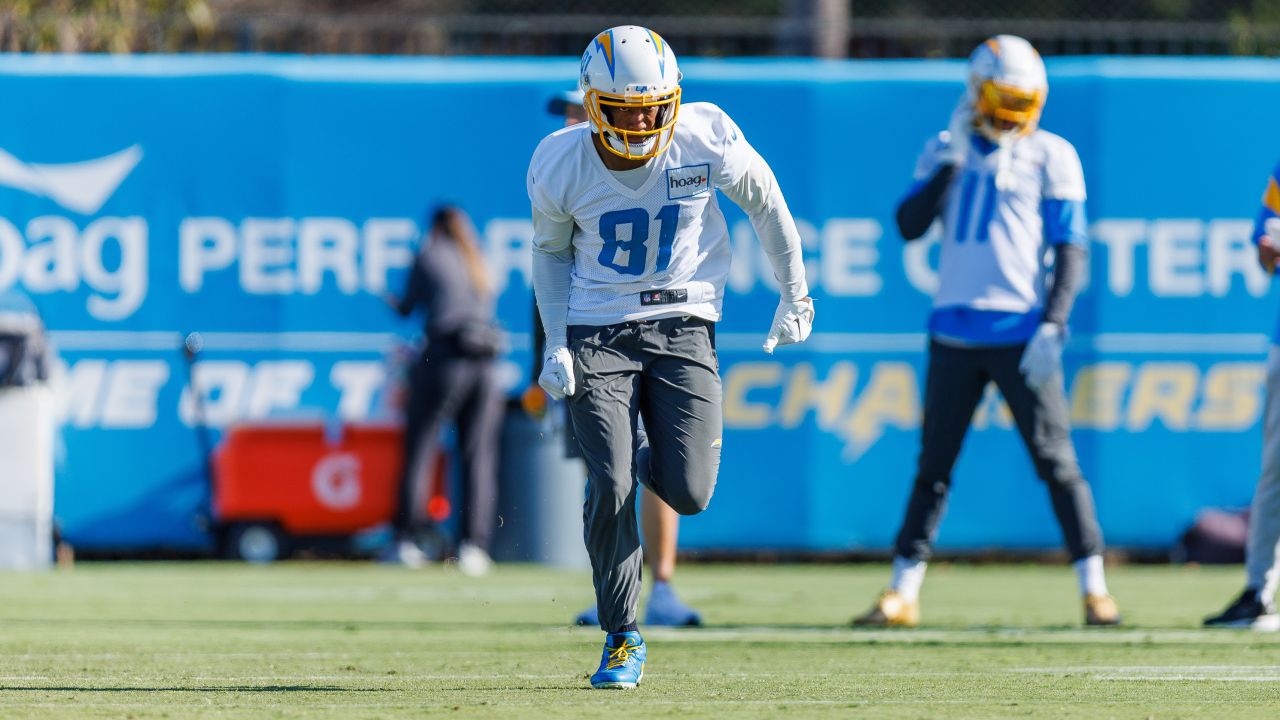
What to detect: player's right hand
<box><xmin>538</xmin><ymin>346</ymin><xmax>576</xmax><ymax>400</ymax></box>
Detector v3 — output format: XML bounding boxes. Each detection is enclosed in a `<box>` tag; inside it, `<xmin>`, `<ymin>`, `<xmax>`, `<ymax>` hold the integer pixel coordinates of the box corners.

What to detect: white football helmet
<box><xmin>579</xmin><ymin>25</ymin><xmax>682</xmax><ymax>160</ymax></box>
<box><xmin>967</xmin><ymin>35</ymin><xmax>1047</xmax><ymax>142</ymax></box>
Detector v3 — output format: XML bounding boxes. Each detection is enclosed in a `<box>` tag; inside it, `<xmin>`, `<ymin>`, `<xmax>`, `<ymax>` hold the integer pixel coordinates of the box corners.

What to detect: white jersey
<box><xmin>915</xmin><ymin>128</ymin><xmax>1086</xmax><ymax>314</ymax></box>
<box><xmin>528</xmin><ymin>102</ymin><xmax>755</xmax><ymax>326</ymax></box>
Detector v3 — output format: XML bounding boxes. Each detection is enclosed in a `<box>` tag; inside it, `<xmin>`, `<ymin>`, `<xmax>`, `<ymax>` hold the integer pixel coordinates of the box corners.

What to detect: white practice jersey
<box><xmin>528</xmin><ymin>102</ymin><xmax>756</xmax><ymax>326</ymax></box>
<box><xmin>915</xmin><ymin>128</ymin><xmax>1086</xmax><ymax>314</ymax></box>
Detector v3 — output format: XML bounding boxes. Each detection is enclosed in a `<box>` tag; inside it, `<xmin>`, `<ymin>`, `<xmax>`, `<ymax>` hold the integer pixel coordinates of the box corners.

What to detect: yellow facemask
<box><xmin>585</xmin><ymin>87</ymin><xmax>682</xmax><ymax>161</ymax></box>
<box><xmin>974</xmin><ymin>79</ymin><xmax>1045</xmax><ymax>139</ymax></box>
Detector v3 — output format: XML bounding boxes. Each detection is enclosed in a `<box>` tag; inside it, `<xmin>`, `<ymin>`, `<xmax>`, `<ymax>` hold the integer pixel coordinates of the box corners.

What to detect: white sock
<box><xmin>1074</xmin><ymin>555</ymin><xmax>1108</xmax><ymax>596</ymax></box>
<box><xmin>890</xmin><ymin>556</ymin><xmax>927</xmax><ymax>602</ymax></box>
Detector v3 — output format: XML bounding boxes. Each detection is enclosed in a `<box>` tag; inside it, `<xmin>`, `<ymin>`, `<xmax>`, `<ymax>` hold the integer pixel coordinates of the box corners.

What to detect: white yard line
<box><xmin>0</xmin><ymin>699</ymin><xmax>1270</xmax><ymax>709</ymax></box>
<box><xmin>1010</xmin><ymin>665</ymin><xmax>1280</xmax><ymax>673</ymax></box>
<box><xmin>1011</xmin><ymin>665</ymin><xmax>1280</xmax><ymax>682</ymax></box>
<box><xmin>644</xmin><ymin>626</ymin><xmax>1246</xmax><ymax>644</ymax></box>
<box><xmin>1096</xmin><ymin>675</ymin><xmax>1280</xmax><ymax>682</ymax></box>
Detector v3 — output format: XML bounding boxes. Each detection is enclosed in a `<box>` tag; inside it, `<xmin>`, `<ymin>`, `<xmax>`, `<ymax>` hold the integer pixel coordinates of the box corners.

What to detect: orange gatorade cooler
<box><xmin>213</xmin><ymin>420</ymin><xmax>445</xmax><ymax>562</ymax></box>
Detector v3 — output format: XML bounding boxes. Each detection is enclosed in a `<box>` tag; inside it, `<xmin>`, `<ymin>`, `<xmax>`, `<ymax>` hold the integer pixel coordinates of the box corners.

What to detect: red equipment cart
<box><xmin>212</xmin><ymin>420</ymin><xmax>446</xmax><ymax>562</ymax></box>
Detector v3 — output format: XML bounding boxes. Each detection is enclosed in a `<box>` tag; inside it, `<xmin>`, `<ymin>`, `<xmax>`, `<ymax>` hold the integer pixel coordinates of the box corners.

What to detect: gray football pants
<box><xmin>1247</xmin><ymin>347</ymin><xmax>1280</xmax><ymax>602</ymax></box>
<box><xmin>567</xmin><ymin>315</ymin><xmax>723</xmax><ymax>633</ymax></box>
<box><xmin>894</xmin><ymin>339</ymin><xmax>1104</xmax><ymax>562</ymax></box>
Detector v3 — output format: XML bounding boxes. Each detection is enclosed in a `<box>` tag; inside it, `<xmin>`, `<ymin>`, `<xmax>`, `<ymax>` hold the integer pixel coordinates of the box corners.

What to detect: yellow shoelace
<box><xmin>604</xmin><ymin>640</ymin><xmax>639</xmax><ymax>670</ymax></box>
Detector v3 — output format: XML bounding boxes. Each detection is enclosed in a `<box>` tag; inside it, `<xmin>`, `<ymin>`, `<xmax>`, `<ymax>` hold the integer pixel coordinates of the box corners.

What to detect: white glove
<box><xmin>1019</xmin><ymin>323</ymin><xmax>1065</xmax><ymax>391</ymax></box>
<box><xmin>538</xmin><ymin>346</ymin><xmax>576</xmax><ymax>400</ymax></box>
<box><xmin>1265</xmin><ymin>216</ymin><xmax>1280</xmax><ymax>244</ymax></box>
<box><xmin>939</xmin><ymin>97</ymin><xmax>973</xmax><ymax>167</ymax></box>
<box><xmin>763</xmin><ymin>297</ymin><xmax>815</xmax><ymax>354</ymax></box>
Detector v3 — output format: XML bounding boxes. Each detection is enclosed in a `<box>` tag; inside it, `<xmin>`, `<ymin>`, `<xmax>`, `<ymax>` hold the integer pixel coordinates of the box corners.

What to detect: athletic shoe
<box><xmin>852</xmin><ymin>589</ymin><xmax>919</xmax><ymax>628</ymax></box>
<box><xmin>590</xmin><ymin>631</ymin><xmax>646</xmax><ymax>689</ymax></box>
<box><xmin>574</xmin><ymin>605</ymin><xmax>600</xmax><ymax>627</ymax></box>
<box><xmin>644</xmin><ymin>582</ymin><xmax>702</xmax><ymax>627</ymax></box>
<box><xmin>1084</xmin><ymin>593</ymin><xmax>1122</xmax><ymax>626</ymax></box>
<box><xmin>378</xmin><ymin>538</ymin><xmax>427</xmax><ymax>569</ymax></box>
<box><xmin>455</xmin><ymin>542</ymin><xmax>493</xmax><ymax>577</ymax></box>
<box><xmin>1203</xmin><ymin>589</ymin><xmax>1280</xmax><ymax>631</ymax></box>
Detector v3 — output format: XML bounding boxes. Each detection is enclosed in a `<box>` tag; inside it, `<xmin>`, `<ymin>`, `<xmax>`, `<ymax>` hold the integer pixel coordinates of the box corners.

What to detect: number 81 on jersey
<box><xmin>598</xmin><ymin>204</ymin><xmax>680</xmax><ymax>276</ymax></box>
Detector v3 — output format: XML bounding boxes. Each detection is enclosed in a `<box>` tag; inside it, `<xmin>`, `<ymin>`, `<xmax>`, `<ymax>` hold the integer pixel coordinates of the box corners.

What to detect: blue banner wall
<box><xmin>1</xmin><ymin>55</ymin><xmax>1276</xmax><ymax>552</ymax></box>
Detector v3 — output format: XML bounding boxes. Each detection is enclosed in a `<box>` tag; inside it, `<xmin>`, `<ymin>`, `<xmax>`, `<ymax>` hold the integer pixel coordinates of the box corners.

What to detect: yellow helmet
<box><xmin>968</xmin><ymin>35</ymin><xmax>1047</xmax><ymax>141</ymax></box>
<box><xmin>579</xmin><ymin>26</ymin><xmax>682</xmax><ymax>160</ymax></box>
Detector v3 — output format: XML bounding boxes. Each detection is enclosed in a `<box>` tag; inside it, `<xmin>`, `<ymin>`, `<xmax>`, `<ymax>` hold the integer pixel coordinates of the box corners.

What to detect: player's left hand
<box><xmin>1019</xmin><ymin>323</ymin><xmax>1065</xmax><ymax>390</ymax></box>
<box><xmin>763</xmin><ymin>297</ymin><xmax>814</xmax><ymax>354</ymax></box>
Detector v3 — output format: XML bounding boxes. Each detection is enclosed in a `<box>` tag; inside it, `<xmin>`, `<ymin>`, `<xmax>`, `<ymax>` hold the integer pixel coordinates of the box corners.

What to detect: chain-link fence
<box><xmin>5</xmin><ymin>0</ymin><xmax>1280</xmax><ymax>56</ymax></box>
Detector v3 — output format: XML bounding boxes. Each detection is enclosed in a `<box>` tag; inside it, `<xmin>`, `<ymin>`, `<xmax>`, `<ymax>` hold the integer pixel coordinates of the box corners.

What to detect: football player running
<box><xmin>528</xmin><ymin>26</ymin><xmax>813</xmax><ymax>688</ymax></box>
<box><xmin>852</xmin><ymin>35</ymin><xmax>1120</xmax><ymax>628</ymax></box>
<box><xmin>1201</xmin><ymin>174</ymin><xmax>1280</xmax><ymax>632</ymax></box>
<box><xmin>542</xmin><ymin>86</ymin><xmax>705</xmax><ymax>629</ymax></box>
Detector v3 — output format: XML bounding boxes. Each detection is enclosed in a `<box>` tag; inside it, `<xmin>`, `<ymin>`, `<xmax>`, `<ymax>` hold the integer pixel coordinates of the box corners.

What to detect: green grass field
<box><xmin>1</xmin><ymin>562</ymin><xmax>1278</xmax><ymax>718</ymax></box>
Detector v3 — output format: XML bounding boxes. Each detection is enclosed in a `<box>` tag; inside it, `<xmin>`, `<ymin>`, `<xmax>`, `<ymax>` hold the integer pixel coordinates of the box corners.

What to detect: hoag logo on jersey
<box><xmin>667</xmin><ymin>164</ymin><xmax>710</xmax><ymax>200</ymax></box>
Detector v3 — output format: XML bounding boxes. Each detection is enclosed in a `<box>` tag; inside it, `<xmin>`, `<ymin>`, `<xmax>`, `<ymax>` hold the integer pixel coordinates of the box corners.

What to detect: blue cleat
<box><xmin>644</xmin><ymin>581</ymin><xmax>702</xmax><ymax>627</ymax></box>
<box><xmin>574</xmin><ymin>604</ymin><xmax>599</xmax><ymax>627</ymax></box>
<box><xmin>590</xmin><ymin>631</ymin><xmax>646</xmax><ymax>689</ymax></box>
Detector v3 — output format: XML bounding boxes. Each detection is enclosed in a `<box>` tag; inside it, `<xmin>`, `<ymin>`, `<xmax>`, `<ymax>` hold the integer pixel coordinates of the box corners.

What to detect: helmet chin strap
<box><xmin>977</xmin><ymin>119</ymin><xmax>1018</xmax><ymax>143</ymax></box>
<box><xmin>976</xmin><ymin>106</ymin><xmax>1038</xmax><ymax>144</ymax></box>
<box><xmin>604</xmin><ymin>130</ymin><xmax>657</xmax><ymax>158</ymax></box>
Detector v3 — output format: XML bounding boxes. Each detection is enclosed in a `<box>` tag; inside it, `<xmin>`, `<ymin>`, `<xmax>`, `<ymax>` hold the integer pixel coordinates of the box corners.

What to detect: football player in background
<box><xmin>1201</xmin><ymin>173</ymin><xmax>1280</xmax><ymax>631</ymax></box>
<box><xmin>546</xmin><ymin>88</ymin><xmax>587</xmax><ymax>126</ymax></box>
<box><xmin>539</xmin><ymin>86</ymin><xmax>705</xmax><ymax>629</ymax></box>
<box><xmin>853</xmin><ymin>35</ymin><xmax>1120</xmax><ymax>628</ymax></box>
<box><xmin>529</xmin><ymin>26</ymin><xmax>813</xmax><ymax>688</ymax></box>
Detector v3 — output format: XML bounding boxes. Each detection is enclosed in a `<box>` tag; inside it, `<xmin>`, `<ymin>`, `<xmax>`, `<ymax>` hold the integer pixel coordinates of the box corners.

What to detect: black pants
<box><xmin>894</xmin><ymin>339</ymin><xmax>1104</xmax><ymax>562</ymax></box>
<box><xmin>395</xmin><ymin>347</ymin><xmax>505</xmax><ymax>550</ymax></box>
<box><xmin>567</xmin><ymin>316</ymin><xmax>722</xmax><ymax>632</ymax></box>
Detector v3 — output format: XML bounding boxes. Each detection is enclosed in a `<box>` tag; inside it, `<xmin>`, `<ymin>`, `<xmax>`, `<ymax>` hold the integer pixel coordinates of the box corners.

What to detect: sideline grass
<box><xmin>0</xmin><ymin>562</ymin><xmax>1277</xmax><ymax>718</ymax></box>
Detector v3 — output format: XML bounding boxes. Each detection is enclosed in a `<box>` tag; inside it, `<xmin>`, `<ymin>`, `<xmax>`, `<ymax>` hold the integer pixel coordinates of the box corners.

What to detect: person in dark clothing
<box><xmin>385</xmin><ymin>205</ymin><xmax>505</xmax><ymax>575</ymax></box>
<box><xmin>852</xmin><ymin>35</ymin><xmax>1119</xmax><ymax>628</ymax></box>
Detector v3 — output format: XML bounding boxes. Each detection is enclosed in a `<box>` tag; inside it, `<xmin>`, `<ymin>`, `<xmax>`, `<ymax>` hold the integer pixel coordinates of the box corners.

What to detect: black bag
<box><xmin>1170</xmin><ymin>508</ymin><xmax>1248</xmax><ymax>564</ymax></box>
<box><xmin>456</xmin><ymin>321</ymin><xmax>505</xmax><ymax>358</ymax></box>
